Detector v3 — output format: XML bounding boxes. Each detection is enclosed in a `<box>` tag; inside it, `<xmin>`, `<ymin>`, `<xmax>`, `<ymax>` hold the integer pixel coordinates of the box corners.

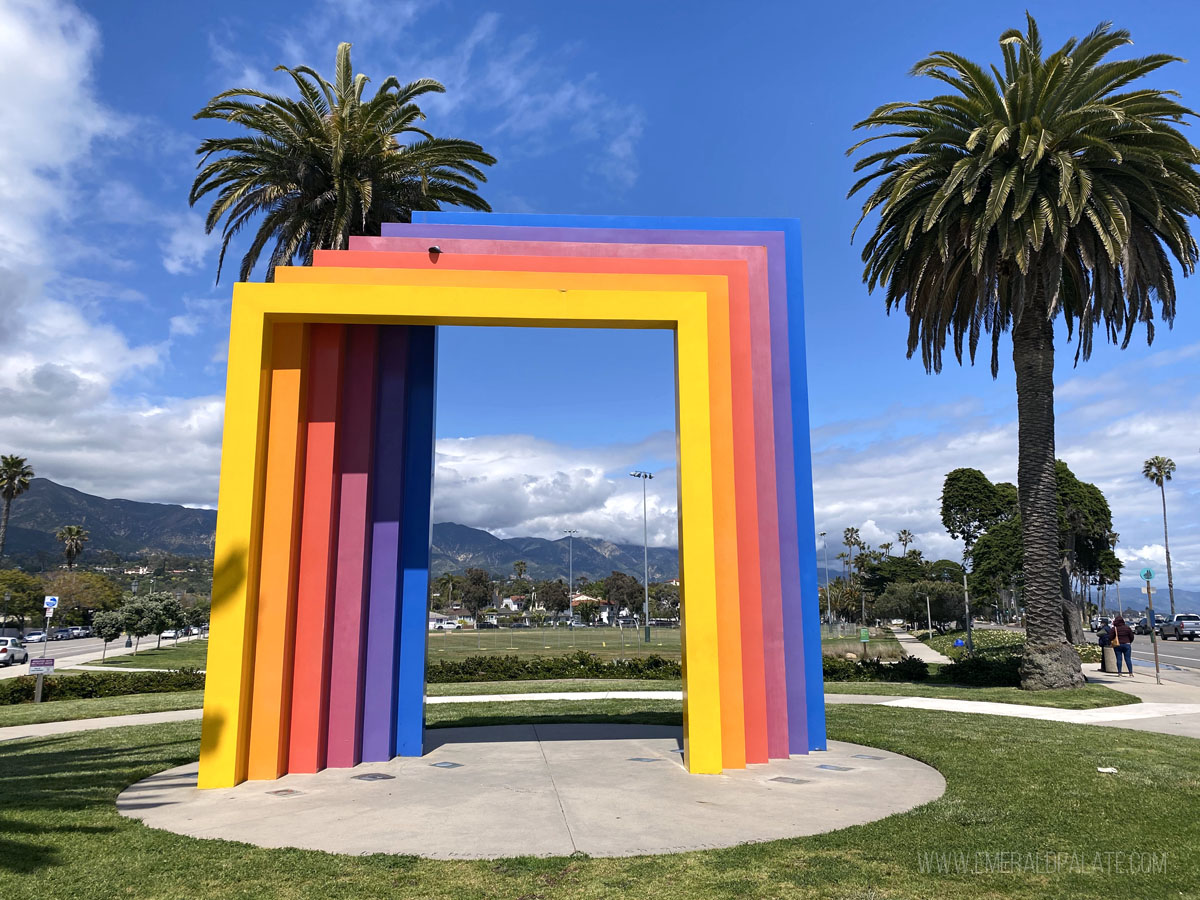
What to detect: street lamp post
<box><xmin>630</xmin><ymin>471</ymin><xmax>653</xmax><ymax>643</ymax></box>
<box><xmin>563</xmin><ymin>529</ymin><xmax>578</xmax><ymax>626</ymax></box>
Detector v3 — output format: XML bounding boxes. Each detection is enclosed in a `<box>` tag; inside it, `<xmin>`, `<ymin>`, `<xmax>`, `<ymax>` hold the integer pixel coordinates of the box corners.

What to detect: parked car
<box><xmin>68</xmin><ymin>626</ymin><xmax>87</xmax><ymax>639</ymax></box>
<box><xmin>0</xmin><ymin>638</ymin><xmax>29</xmax><ymax>667</ymax></box>
<box><xmin>23</xmin><ymin>630</ymin><xmax>47</xmax><ymax>644</ymax></box>
<box><xmin>428</xmin><ymin>620</ymin><xmax>461</xmax><ymax>631</ymax></box>
<box><xmin>477</xmin><ymin>622</ymin><xmax>499</xmax><ymax>630</ymax></box>
<box><xmin>1160</xmin><ymin>613</ymin><xmax>1200</xmax><ymax>641</ymax></box>
<box><xmin>52</xmin><ymin>629</ymin><xmax>72</xmax><ymax>641</ymax></box>
<box><xmin>509</xmin><ymin>622</ymin><xmax>531</xmax><ymax>629</ymax></box>
<box><xmin>1134</xmin><ymin>615</ymin><xmax>1166</xmax><ymax>635</ymax></box>
<box><xmin>160</xmin><ymin>629</ymin><xmax>180</xmax><ymax>639</ymax></box>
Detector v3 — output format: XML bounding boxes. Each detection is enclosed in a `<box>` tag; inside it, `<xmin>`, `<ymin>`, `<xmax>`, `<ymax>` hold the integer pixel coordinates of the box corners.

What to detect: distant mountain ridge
<box><xmin>5</xmin><ymin>479</ymin><xmax>218</xmax><ymax>558</ymax></box>
<box><xmin>3</xmin><ymin>479</ymin><xmax>679</xmax><ymax>582</ymax></box>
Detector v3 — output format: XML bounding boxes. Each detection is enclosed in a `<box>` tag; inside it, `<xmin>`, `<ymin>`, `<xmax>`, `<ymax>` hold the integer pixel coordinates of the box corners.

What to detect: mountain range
<box><xmin>2</xmin><ymin>478</ymin><xmax>679</xmax><ymax>583</ymax></box>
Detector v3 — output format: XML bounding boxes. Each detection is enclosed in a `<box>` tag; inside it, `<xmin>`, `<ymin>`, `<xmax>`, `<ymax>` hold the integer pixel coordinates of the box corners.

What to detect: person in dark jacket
<box><xmin>1109</xmin><ymin>616</ymin><xmax>1136</xmax><ymax>676</ymax></box>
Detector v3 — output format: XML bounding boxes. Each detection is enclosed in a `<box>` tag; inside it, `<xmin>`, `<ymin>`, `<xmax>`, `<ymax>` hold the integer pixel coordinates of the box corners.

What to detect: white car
<box><xmin>161</xmin><ymin>629</ymin><xmax>180</xmax><ymax>639</ymax></box>
<box><xmin>0</xmin><ymin>638</ymin><xmax>29</xmax><ymax>667</ymax></box>
<box><xmin>429</xmin><ymin>620</ymin><xmax>461</xmax><ymax>631</ymax></box>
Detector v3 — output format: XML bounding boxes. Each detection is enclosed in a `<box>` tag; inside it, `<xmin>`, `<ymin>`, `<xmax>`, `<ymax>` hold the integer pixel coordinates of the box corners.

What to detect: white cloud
<box><xmin>811</xmin><ymin>347</ymin><xmax>1200</xmax><ymax>588</ymax></box>
<box><xmin>432</xmin><ymin>432</ymin><xmax>677</xmax><ymax>546</ymax></box>
<box><xmin>0</xmin><ymin>0</ymin><xmax>226</xmax><ymax>506</ymax></box>
<box><xmin>161</xmin><ymin>211</ymin><xmax>219</xmax><ymax>275</ymax></box>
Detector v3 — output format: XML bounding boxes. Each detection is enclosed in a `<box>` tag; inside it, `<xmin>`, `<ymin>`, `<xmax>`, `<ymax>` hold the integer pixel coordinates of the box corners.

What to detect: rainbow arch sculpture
<box><xmin>199</xmin><ymin>213</ymin><xmax>825</xmax><ymax>788</ymax></box>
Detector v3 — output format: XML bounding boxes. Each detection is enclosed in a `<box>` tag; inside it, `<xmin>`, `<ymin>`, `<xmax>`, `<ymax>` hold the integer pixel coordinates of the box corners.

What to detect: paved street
<box><xmin>0</xmin><ymin>634</ymin><xmax>202</xmax><ymax>679</ymax></box>
<box><xmin>1083</xmin><ymin>628</ymin><xmax>1200</xmax><ymax>688</ymax></box>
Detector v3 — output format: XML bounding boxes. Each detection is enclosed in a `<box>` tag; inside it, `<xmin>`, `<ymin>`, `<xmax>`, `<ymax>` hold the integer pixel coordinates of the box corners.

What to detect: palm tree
<box><xmin>190</xmin><ymin>42</ymin><xmax>496</xmax><ymax>282</ymax></box>
<box><xmin>880</xmin><ymin>541</ymin><xmax>894</xmax><ymax>557</ymax></box>
<box><xmin>849</xmin><ymin>17</ymin><xmax>1200</xmax><ymax>689</ymax></box>
<box><xmin>435</xmin><ymin>571</ymin><xmax>456</xmax><ymax>609</ymax></box>
<box><xmin>842</xmin><ymin>527</ymin><xmax>861</xmax><ymax>582</ymax></box>
<box><xmin>897</xmin><ymin>529</ymin><xmax>915</xmax><ymax>555</ymax></box>
<box><xmin>0</xmin><ymin>455</ymin><xmax>34</xmax><ymax>560</ymax></box>
<box><xmin>1142</xmin><ymin>456</ymin><xmax>1177</xmax><ymax>617</ymax></box>
<box><xmin>55</xmin><ymin>525</ymin><xmax>89</xmax><ymax>570</ymax></box>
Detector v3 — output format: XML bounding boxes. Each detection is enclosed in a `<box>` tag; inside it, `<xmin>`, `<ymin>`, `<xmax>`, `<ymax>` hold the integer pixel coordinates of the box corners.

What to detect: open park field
<box><xmin>3</xmin><ymin>699</ymin><xmax>1197</xmax><ymax>899</ymax></box>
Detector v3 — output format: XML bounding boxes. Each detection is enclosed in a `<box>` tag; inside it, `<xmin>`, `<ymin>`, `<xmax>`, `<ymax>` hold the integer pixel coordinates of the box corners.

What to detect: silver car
<box><xmin>0</xmin><ymin>637</ymin><xmax>29</xmax><ymax>667</ymax></box>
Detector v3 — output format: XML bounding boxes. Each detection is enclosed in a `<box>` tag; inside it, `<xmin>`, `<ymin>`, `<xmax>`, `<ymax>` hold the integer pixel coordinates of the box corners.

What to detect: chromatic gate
<box><xmin>199</xmin><ymin>214</ymin><xmax>825</xmax><ymax>788</ymax></box>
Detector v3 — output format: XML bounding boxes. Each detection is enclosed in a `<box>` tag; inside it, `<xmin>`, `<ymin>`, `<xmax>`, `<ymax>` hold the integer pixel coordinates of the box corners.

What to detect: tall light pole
<box><xmin>563</xmin><ymin>529</ymin><xmax>578</xmax><ymax>625</ymax></box>
<box><xmin>630</xmin><ymin>471</ymin><xmax>653</xmax><ymax>642</ymax></box>
<box><xmin>819</xmin><ymin>532</ymin><xmax>830</xmax><ymax>625</ymax></box>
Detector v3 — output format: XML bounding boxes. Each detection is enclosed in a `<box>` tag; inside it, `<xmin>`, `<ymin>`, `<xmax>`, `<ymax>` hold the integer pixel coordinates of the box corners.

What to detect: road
<box><xmin>0</xmin><ymin>634</ymin><xmax>201</xmax><ymax>679</ymax></box>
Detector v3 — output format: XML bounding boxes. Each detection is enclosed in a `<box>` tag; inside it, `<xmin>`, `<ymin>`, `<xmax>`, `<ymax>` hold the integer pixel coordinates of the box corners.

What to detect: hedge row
<box><xmin>822</xmin><ymin>655</ymin><xmax>931</xmax><ymax>683</ymax></box>
<box><xmin>426</xmin><ymin>651</ymin><xmax>680</xmax><ymax>682</ymax></box>
<box><xmin>0</xmin><ymin>668</ymin><xmax>207</xmax><ymax>706</ymax></box>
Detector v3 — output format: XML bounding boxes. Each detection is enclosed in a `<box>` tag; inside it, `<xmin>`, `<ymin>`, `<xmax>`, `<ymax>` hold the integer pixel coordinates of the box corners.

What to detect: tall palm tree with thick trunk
<box><xmin>850</xmin><ymin>16</ymin><xmax>1200</xmax><ymax>689</ymax></box>
<box><xmin>55</xmin><ymin>525</ymin><xmax>89</xmax><ymax>570</ymax></box>
<box><xmin>191</xmin><ymin>42</ymin><xmax>496</xmax><ymax>282</ymax></box>
<box><xmin>1142</xmin><ymin>456</ymin><xmax>1177</xmax><ymax>617</ymax></box>
<box><xmin>0</xmin><ymin>455</ymin><xmax>34</xmax><ymax>560</ymax></box>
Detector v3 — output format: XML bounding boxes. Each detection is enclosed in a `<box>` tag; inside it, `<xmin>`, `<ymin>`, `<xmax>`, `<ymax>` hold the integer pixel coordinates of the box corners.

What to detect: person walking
<box><xmin>1109</xmin><ymin>616</ymin><xmax>1136</xmax><ymax>677</ymax></box>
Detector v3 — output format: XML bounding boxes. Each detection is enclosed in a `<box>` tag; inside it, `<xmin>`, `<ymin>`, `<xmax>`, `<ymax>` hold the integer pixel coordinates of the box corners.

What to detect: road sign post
<box><xmin>1141</xmin><ymin>569</ymin><xmax>1162</xmax><ymax>686</ymax></box>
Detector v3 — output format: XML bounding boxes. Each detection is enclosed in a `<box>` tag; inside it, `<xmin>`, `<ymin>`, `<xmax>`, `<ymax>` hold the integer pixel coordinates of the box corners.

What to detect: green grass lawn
<box><xmin>93</xmin><ymin>639</ymin><xmax>210</xmax><ymax>669</ymax></box>
<box><xmin>2</xmin><ymin>701</ymin><xmax>1197</xmax><ymax>898</ymax></box>
<box><xmin>824</xmin><ymin>681</ymin><xmax>1137</xmax><ymax>709</ymax></box>
<box><xmin>427</xmin><ymin>678</ymin><xmax>681</xmax><ymax>696</ymax></box>
<box><xmin>0</xmin><ymin>691</ymin><xmax>206</xmax><ymax>727</ymax></box>
<box><xmin>426</xmin><ymin>625</ymin><xmax>681</xmax><ymax>661</ymax></box>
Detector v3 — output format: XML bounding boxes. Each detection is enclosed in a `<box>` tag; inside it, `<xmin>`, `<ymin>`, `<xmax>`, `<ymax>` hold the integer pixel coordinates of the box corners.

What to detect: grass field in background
<box><xmin>0</xmin><ymin>691</ymin><xmax>206</xmax><ymax>727</ymax></box>
<box><xmin>2</xmin><ymin>702</ymin><xmax>1197</xmax><ymax>898</ymax></box>
<box><xmin>94</xmin><ymin>639</ymin><xmax>210</xmax><ymax>669</ymax></box>
<box><xmin>426</xmin><ymin>625</ymin><xmax>681</xmax><ymax>661</ymax></box>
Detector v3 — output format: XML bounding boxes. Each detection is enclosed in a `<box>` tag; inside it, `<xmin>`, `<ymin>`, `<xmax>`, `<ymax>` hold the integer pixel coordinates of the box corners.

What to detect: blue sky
<box><xmin>2</xmin><ymin>0</ymin><xmax>1199</xmax><ymax>587</ymax></box>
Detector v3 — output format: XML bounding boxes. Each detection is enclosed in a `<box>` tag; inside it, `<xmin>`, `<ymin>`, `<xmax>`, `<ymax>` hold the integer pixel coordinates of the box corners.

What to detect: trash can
<box><xmin>1101</xmin><ymin>644</ymin><xmax>1117</xmax><ymax>673</ymax></box>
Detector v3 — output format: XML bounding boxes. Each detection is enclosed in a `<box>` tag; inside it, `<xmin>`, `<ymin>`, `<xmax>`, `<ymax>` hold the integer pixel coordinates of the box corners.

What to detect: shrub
<box><xmin>425</xmin><ymin>652</ymin><xmax>680</xmax><ymax>683</ymax></box>
<box><xmin>937</xmin><ymin>654</ymin><xmax>1022</xmax><ymax>687</ymax></box>
<box><xmin>821</xmin><ymin>655</ymin><xmax>929</xmax><ymax>683</ymax></box>
<box><xmin>0</xmin><ymin>668</ymin><xmax>206</xmax><ymax>706</ymax></box>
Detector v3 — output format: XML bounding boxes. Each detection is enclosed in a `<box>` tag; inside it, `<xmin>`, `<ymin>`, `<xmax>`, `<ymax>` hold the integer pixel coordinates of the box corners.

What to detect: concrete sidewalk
<box><xmin>7</xmin><ymin>682</ymin><xmax>1200</xmax><ymax>744</ymax></box>
<box><xmin>894</xmin><ymin>630</ymin><xmax>953</xmax><ymax>664</ymax></box>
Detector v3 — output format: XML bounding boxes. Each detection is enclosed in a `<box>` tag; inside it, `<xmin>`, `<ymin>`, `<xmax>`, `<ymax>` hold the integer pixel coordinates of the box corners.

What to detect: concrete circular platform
<box><xmin>117</xmin><ymin>724</ymin><xmax>944</xmax><ymax>858</ymax></box>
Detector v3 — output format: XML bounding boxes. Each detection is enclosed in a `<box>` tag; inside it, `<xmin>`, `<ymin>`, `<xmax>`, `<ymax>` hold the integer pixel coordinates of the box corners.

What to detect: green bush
<box><xmin>937</xmin><ymin>654</ymin><xmax>1022</xmax><ymax>687</ymax></box>
<box><xmin>0</xmin><ymin>668</ymin><xmax>206</xmax><ymax>706</ymax></box>
<box><xmin>425</xmin><ymin>651</ymin><xmax>680</xmax><ymax>683</ymax></box>
<box><xmin>821</xmin><ymin>655</ymin><xmax>929</xmax><ymax>683</ymax></box>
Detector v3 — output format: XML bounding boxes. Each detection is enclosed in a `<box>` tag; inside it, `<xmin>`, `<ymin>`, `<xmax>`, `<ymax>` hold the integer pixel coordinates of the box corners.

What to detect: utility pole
<box><xmin>630</xmin><ymin>472</ymin><xmax>653</xmax><ymax>642</ymax></box>
<box><xmin>924</xmin><ymin>593</ymin><xmax>932</xmax><ymax>636</ymax></box>
<box><xmin>563</xmin><ymin>529</ymin><xmax>578</xmax><ymax>625</ymax></box>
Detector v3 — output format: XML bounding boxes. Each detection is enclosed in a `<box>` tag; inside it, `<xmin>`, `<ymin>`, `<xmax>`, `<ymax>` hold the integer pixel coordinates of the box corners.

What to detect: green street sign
<box><xmin>1140</xmin><ymin>568</ymin><xmax>1155</xmax><ymax>581</ymax></box>
<box><xmin>859</xmin><ymin>627</ymin><xmax>870</xmax><ymax>642</ymax></box>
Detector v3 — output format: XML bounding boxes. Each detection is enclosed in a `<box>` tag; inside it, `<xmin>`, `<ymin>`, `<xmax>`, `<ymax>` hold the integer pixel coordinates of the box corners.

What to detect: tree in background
<box><xmin>576</xmin><ymin>600</ymin><xmax>600</xmax><ymax>626</ymax></box>
<box><xmin>0</xmin><ymin>456</ymin><xmax>34</xmax><ymax>561</ymax></box>
<box><xmin>43</xmin><ymin>571</ymin><xmax>123</xmax><ymax>624</ymax></box>
<box><xmin>191</xmin><ymin>42</ymin><xmax>495</xmax><ymax>282</ymax></box>
<box><xmin>1142</xmin><ymin>456</ymin><xmax>1178</xmax><ymax>617</ymax></box>
<box><xmin>648</xmin><ymin>581</ymin><xmax>680</xmax><ymax>619</ymax></box>
<box><xmin>92</xmin><ymin>610</ymin><xmax>124</xmax><ymax>661</ymax></box>
<box><xmin>459</xmin><ymin>568</ymin><xmax>493</xmax><ymax>624</ymax></box>
<box><xmin>513</xmin><ymin>560</ymin><xmax>527</xmax><ymax>582</ymax></box>
<box><xmin>55</xmin><ymin>525</ymin><xmax>89</xmax><ymax>569</ymax></box>
<box><xmin>537</xmin><ymin>579</ymin><xmax>570</xmax><ymax>620</ymax></box>
<box><xmin>156</xmin><ymin>596</ymin><xmax>186</xmax><ymax>647</ymax></box>
<box><xmin>602</xmin><ymin>571</ymin><xmax>642</xmax><ymax>623</ymax></box>
<box><xmin>0</xmin><ymin>569</ymin><xmax>42</xmax><ymax>633</ymax></box>
<box><xmin>185</xmin><ymin>603</ymin><xmax>209</xmax><ymax>634</ymax></box>
<box><xmin>120</xmin><ymin>597</ymin><xmax>157</xmax><ymax>654</ymax></box>
<box><xmin>850</xmin><ymin>15</ymin><xmax>1200</xmax><ymax>689</ymax></box>
<box><xmin>897</xmin><ymin>529</ymin><xmax>915</xmax><ymax>556</ymax></box>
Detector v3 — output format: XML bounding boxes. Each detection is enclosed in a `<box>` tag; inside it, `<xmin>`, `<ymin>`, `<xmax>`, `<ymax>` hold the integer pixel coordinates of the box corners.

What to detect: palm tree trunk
<box><xmin>1160</xmin><ymin>484</ymin><xmax>1176</xmax><ymax>618</ymax></box>
<box><xmin>0</xmin><ymin>499</ymin><xmax>10</xmax><ymax>559</ymax></box>
<box><xmin>1012</xmin><ymin>309</ymin><xmax>1083</xmax><ymax>689</ymax></box>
